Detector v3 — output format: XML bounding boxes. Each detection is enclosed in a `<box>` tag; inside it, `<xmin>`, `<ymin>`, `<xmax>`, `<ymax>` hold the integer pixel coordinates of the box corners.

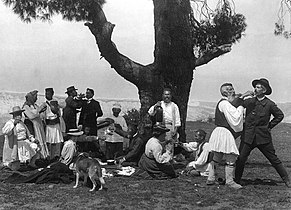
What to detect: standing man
<box><xmin>235</xmin><ymin>78</ymin><xmax>290</xmax><ymax>187</ymax></box>
<box><xmin>43</xmin><ymin>88</ymin><xmax>64</xmax><ymax>159</ymax></box>
<box><xmin>206</xmin><ymin>83</ymin><xmax>252</xmax><ymax>189</ymax></box>
<box><xmin>104</xmin><ymin>103</ymin><xmax>128</xmax><ymax>160</ymax></box>
<box><xmin>148</xmin><ymin>88</ymin><xmax>181</xmax><ymax>158</ymax></box>
<box><xmin>78</xmin><ymin>88</ymin><xmax>103</xmax><ymax>136</ymax></box>
<box><xmin>63</xmin><ymin>86</ymin><xmax>84</xmax><ymax>132</ymax></box>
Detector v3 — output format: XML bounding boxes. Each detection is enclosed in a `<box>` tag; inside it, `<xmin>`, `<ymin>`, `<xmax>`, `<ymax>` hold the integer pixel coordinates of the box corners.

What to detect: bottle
<box><xmin>155</xmin><ymin>103</ymin><xmax>163</xmax><ymax>125</ymax></box>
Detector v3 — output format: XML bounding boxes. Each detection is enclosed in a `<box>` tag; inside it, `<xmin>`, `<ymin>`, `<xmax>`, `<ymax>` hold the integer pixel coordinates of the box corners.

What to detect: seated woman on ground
<box><xmin>2</xmin><ymin>106</ymin><xmax>40</xmax><ymax>170</ymax></box>
<box><xmin>179</xmin><ymin>129</ymin><xmax>213</xmax><ymax>177</ymax></box>
<box><xmin>134</xmin><ymin>124</ymin><xmax>177</xmax><ymax>179</ymax></box>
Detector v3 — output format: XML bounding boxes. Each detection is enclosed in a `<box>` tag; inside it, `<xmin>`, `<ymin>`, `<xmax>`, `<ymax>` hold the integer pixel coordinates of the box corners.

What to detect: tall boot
<box><xmin>225</xmin><ymin>164</ymin><xmax>242</xmax><ymax>189</ymax></box>
<box><xmin>274</xmin><ymin>163</ymin><xmax>291</xmax><ymax>188</ymax></box>
<box><xmin>235</xmin><ymin>156</ymin><xmax>247</xmax><ymax>184</ymax></box>
<box><xmin>206</xmin><ymin>161</ymin><xmax>216</xmax><ymax>185</ymax></box>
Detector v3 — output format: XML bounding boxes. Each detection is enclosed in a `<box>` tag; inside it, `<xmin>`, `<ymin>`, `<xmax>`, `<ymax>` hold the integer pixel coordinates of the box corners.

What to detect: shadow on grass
<box><xmin>241</xmin><ymin>178</ymin><xmax>279</xmax><ymax>186</ymax></box>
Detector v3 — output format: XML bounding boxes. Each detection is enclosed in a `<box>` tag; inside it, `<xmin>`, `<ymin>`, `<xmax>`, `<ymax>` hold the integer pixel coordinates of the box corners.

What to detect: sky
<box><xmin>0</xmin><ymin>0</ymin><xmax>291</xmax><ymax>103</ymax></box>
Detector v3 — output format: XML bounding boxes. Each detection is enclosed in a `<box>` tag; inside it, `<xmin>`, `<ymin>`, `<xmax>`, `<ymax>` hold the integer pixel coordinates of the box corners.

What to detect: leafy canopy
<box><xmin>275</xmin><ymin>0</ymin><xmax>291</xmax><ymax>38</ymax></box>
<box><xmin>2</xmin><ymin>0</ymin><xmax>106</xmax><ymax>23</ymax></box>
<box><xmin>3</xmin><ymin>0</ymin><xmax>246</xmax><ymax>58</ymax></box>
<box><xmin>190</xmin><ymin>0</ymin><xmax>246</xmax><ymax>57</ymax></box>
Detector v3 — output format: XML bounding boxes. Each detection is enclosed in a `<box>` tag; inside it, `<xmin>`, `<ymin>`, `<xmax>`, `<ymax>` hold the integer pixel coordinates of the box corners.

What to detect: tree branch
<box><xmin>195</xmin><ymin>44</ymin><xmax>232</xmax><ymax>67</ymax></box>
<box><xmin>85</xmin><ymin>1</ymin><xmax>154</xmax><ymax>87</ymax></box>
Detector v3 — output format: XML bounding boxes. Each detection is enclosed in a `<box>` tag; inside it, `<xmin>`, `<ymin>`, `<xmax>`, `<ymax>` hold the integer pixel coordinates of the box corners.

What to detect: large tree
<box><xmin>3</xmin><ymin>0</ymin><xmax>246</xmax><ymax>141</ymax></box>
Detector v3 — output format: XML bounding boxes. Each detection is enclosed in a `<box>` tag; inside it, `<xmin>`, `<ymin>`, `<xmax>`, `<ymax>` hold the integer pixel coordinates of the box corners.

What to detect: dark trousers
<box><xmin>105</xmin><ymin>142</ymin><xmax>123</xmax><ymax>160</ymax></box>
<box><xmin>235</xmin><ymin>140</ymin><xmax>288</xmax><ymax>182</ymax></box>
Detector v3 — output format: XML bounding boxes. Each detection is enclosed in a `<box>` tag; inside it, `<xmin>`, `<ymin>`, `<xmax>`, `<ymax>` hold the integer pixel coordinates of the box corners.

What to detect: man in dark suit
<box><xmin>63</xmin><ymin>86</ymin><xmax>84</xmax><ymax>132</ymax></box>
<box><xmin>78</xmin><ymin>88</ymin><xmax>103</xmax><ymax>136</ymax></box>
<box><xmin>235</xmin><ymin>78</ymin><xmax>290</xmax><ymax>187</ymax></box>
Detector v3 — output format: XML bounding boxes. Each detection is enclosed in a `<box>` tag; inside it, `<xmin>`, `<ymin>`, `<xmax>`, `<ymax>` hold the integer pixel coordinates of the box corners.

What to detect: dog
<box><xmin>73</xmin><ymin>153</ymin><xmax>105</xmax><ymax>192</ymax></box>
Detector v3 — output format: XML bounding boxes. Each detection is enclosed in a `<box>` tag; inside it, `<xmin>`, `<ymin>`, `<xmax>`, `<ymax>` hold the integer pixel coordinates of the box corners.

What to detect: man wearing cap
<box><xmin>78</xmin><ymin>88</ymin><xmax>103</xmax><ymax>136</ymax></box>
<box><xmin>63</xmin><ymin>86</ymin><xmax>84</xmax><ymax>132</ymax></box>
<box><xmin>2</xmin><ymin>106</ymin><xmax>40</xmax><ymax>169</ymax></box>
<box><xmin>43</xmin><ymin>88</ymin><xmax>64</xmax><ymax>159</ymax></box>
<box><xmin>104</xmin><ymin>103</ymin><xmax>128</xmax><ymax>160</ymax></box>
<box><xmin>235</xmin><ymin>78</ymin><xmax>290</xmax><ymax>187</ymax></box>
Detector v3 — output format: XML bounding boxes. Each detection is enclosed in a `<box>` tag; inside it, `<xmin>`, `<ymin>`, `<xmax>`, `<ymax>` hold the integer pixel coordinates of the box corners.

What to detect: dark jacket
<box><xmin>243</xmin><ymin>97</ymin><xmax>284</xmax><ymax>145</ymax></box>
<box><xmin>124</xmin><ymin>133</ymin><xmax>151</xmax><ymax>164</ymax></box>
<box><xmin>78</xmin><ymin>99</ymin><xmax>103</xmax><ymax>135</ymax></box>
<box><xmin>63</xmin><ymin>96</ymin><xmax>83</xmax><ymax>132</ymax></box>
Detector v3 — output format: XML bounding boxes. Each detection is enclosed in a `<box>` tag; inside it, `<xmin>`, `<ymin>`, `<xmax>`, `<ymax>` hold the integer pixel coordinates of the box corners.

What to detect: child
<box><xmin>180</xmin><ymin>129</ymin><xmax>212</xmax><ymax>177</ymax></box>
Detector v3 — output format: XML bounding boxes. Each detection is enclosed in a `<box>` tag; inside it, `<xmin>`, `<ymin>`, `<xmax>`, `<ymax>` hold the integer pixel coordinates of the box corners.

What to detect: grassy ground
<box><xmin>0</xmin><ymin>121</ymin><xmax>291</xmax><ymax>210</ymax></box>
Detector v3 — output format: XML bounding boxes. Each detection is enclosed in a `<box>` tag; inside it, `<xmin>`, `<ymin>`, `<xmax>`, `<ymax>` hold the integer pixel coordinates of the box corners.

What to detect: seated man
<box><xmin>134</xmin><ymin>124</ymin><xmax>177</xmax><ymax>179</ymax></box>
<box><xmin>60</xmin><ymin>128</ymin><xmax>105</xmax><ymax>168</ymax></box>
<box><xmin>60</xmin><ymin>129</ymin><xmax>84</xmax><ymax>169</ymax></box>
<box><xmin>180</xmin><ymin>129</ymin><xmax>212</xmax><ymax>177</ymax></box>
<box><xmin>2</xmin><ymin>106</ymin><xmax>40</xmax><ymax>170</ymax></box>
<box><xmin>117</xmin><ymin>117</ymin><xmax>153</xmax><ymax>167</ymax></box>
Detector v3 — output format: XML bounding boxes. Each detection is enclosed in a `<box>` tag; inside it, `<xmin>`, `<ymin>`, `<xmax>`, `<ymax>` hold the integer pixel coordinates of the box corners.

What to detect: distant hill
<box><xmin>0</xmin><ymin>91</ymin><xmax>290</xmax><ymax>128</ymax></box>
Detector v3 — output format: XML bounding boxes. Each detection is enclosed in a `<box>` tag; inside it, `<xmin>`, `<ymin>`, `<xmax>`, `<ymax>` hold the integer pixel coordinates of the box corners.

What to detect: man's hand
<box><xmin>241</xmin><ymin>90</ymin><xmax>254</xmax><ymax>99</ymax></box>
<box><xmin>155</xmin><ymin>101</ymin><xmax>161</xmax><ymax>107</ymax></box>
<box><xmin>14</xmin><ymin>119</ymin><xmax>21</xmax><ymax>125</ymax></box>
<box><xmin>165</xmin><ymin>142</ymin><xmax>173</xmax><ymax>153</ymax></box>
<box><xmin>170</xmin><ymin>131</ymin><xmax>177</xmax><ymax>138</ymax></box>
<box><xmin>39</xmin><ymin>105</ymin><xmax>47</xmax><ymax>113</ymax></box>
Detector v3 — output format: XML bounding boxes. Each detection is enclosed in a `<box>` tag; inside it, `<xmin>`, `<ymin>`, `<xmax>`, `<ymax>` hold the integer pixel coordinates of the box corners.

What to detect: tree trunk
<box><xmin>86</xmin><ymin>0</ymin><xmax>229</xmax><ymax>142</ymax></box>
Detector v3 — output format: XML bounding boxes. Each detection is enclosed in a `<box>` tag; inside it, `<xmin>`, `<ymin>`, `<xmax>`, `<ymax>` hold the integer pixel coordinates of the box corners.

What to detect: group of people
<box><xmin>1</xmin><ymin>78</ymin><xmax>290</xmax><ymax>189</ymax></box>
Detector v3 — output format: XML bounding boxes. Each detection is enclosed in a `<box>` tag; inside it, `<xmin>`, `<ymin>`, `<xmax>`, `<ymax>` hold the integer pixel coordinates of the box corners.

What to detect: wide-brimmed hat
<box><xmin>9</xmin><ymin>106</ymin><xmax>25</xmax><ymax>115</ymax></box>
<box><xmin>252</xmin><ymin>78</ymin><xmax>272</xmax><ymax>95</ymax></box>
<box><xmin>153</xmin><ymin>124</ymin><xmax>170</xmax><ymax>134</ymax></box>
<box><xmin>67</xmin><ymin>129</ymin><xmax>83</xmax><ymax>136</ymax></box>
<box><xmin>65</xmin><ymin>86</ymin><xmax>78</xmax><ymax>94</ymax></box>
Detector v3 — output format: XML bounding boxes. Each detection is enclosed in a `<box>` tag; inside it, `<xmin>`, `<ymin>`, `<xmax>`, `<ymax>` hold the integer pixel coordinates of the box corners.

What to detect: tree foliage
<box><xmin>2</xmin><ymin>0</ymin><xmax>106</xmax><ymax>23</ymax></box>
<box><xmin>190</xmin><ymin>0</ymin><xmax>246</xmax><ymax>58</ymax></box>
<box><xmin>275</xmin><ymin>0</ymin><xmax>291</xmax><ymax>38</ymax></box>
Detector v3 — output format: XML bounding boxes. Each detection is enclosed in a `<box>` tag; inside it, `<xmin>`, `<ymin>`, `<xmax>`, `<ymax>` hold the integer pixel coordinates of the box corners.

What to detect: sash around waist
<box><xmin>46</xmin><ymin>118</ymin><xmax>60</xmax><ymax>125</ymax></box>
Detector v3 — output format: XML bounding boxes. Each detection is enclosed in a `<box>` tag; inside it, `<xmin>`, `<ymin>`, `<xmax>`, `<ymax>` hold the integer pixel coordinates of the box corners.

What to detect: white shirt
<box><xmin>185</xmin><ymin>142</ymin><xmax>211</xmax><ymax>170</ymax></box>
<box><xmin>2</xmin><ymin>119</ymin><xmax>33</xmax><ymax>141</ymax></box>
<box><xmin>104</xmin><ymin>114</ymin><xmax>128</xmax><ymax>143</ymax></box>
<box><xmin>218</xmin><ymin>97</ymin><xmax>244</xmax><ymax>132</ymax></box>
<box><xmin>145</xmin><ymin>137</ymin><xmax>171</xmax><ymax>163</ymax></box>
<box><xmin>148</xmin><ymin>101</ymin><xmax>181</xmax><ymax>127</ymax></box>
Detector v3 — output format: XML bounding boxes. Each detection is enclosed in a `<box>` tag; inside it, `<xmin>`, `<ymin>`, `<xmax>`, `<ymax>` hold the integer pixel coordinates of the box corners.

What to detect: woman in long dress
<box><xmin>23</xmin><ymin>90</ymin><xmax>49</xmax><ymax>159</ymax></box>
